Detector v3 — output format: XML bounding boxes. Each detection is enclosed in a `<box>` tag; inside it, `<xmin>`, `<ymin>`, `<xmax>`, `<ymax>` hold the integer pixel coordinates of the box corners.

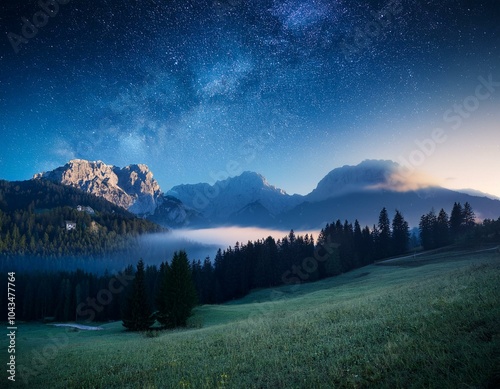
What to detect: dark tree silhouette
<box><xmin>435</xmin><ymin>209</ymin><xmax>450</xmax><ymax>247</ymax></box>
<box><xmin>450</xmin><ymin>202</ymin><xmax>463</xmax><ymax>238</ymax></box>
<box><xmin>156</xmin><ymin>251</ymin><xmax>197</xmax><ymax>328</ymax></box>
<box><xmin>463</xmin><ymin>202</ymin><xmax>476</xmax><ymax>231</ymax></box>
<box><xmin>376</xmin><ymin>208</ymin><xmax>391</xmax><ymax>259</ymax></box>
<box><xmin>122</xmin><ymin>259</ymin><xmax>155</xmax><ymax>331</ymax></box>
<box><xmin>419</xmin><ymin>210</ymin><xmax>437</xmax><ymax>250</ymax></box>
<box><xmin>391</xmin><ymin>210</ymin><xmax>409</xmax><ymax>255</ymax></box>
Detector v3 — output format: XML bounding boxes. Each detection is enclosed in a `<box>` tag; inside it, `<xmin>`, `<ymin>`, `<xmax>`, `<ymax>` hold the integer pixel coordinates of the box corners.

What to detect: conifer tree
<box><xmin>122</xmin><ymin>259</ymin><xmax>155</xmax><ymax>331</ymax></box>
<box><xmin>376</xmin><ymin>208</ymin><xmax>391</xmax><ymax>259</ymax></box>
<box><xmin>353</xmin><ymin>220</ymin><xmax>363</xmax><ymax>265</ymax></box>
<box><xmin>450</xmin><ymin>202</ymin><xmax>463</xmax><ymax>239</ymax></box>
<box><xmin>435</xmin><ymin>209</ymin><xmax>450</xmax><ymax>247</ymax></box>
<box><xmin>391</xmin><ymin>210</ymin><xmax>409</xmax><ymax>255</ymax></box>
<box><xmin>463</xmin><ymin>202</ymin><xmax>476</xmax><ymax>231</ymax></box>
<box><xmin>419</xmin><ymin>210</ymin><xmax>437</xmax><ymax>250</ymax></box>
<box><xmin>156</xmin><ymin>251</ymin><xmax>197</xmax><ymax>328</ymax></box>
<box><xmin>155</xmin><ymin>261</ymin><xmax>170</xmax><ymax>322</ymax></box>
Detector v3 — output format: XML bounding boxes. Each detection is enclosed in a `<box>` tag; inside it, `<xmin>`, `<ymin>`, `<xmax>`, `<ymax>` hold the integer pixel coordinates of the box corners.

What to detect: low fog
<box><xmin>1</xmin><ymin>227</ymin><xmax>319</xmax><ymax>275</ymax></box>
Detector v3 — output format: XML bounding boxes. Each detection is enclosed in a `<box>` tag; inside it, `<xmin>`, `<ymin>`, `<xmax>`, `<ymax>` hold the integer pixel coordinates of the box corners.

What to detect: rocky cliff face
<box><xmin>33</xmin><ymin>159</ymin><xmax>162</xmax><ymax>215</ymax></box>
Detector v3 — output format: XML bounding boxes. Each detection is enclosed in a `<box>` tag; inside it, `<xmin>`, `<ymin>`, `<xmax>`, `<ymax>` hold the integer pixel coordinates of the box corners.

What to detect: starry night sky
<box><xmin>1</xmin><ymin>0</ymin><xmax>499</xmax><ymax>196</ymax></box>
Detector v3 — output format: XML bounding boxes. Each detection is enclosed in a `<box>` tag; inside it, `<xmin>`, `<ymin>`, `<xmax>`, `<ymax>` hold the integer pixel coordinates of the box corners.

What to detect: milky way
<box><xmin>1</xmin><ymin>0</ymin><xmax>499</xmax><ymax>195</ymax></box>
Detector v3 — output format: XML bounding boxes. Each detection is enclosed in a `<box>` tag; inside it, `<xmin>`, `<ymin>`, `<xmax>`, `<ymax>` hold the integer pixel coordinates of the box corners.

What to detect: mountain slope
<box><xmin>279</xmin><ymin>187</ymin><xmax>500</xmax><ymax>229</ymax></box>
<box><xmin>0</xmin><ymin>179</ymin><xmax>163</xmax><ymax>256</ymax></box>
<box><xmin>168</xmin><ymin>171</ymin><xmax>302</xmax><ymax>225</ymax></box>
<box><xmin>306</xmin><ymin>159</ymin><xmax>400</xmax><ymax>202</ymax></box>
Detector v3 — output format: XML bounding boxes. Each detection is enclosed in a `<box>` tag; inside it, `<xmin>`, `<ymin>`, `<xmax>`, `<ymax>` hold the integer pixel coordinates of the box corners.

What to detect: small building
<box><xmin>77</xmin><ymin>205</ymin><xmax>95</xmax><ymax>215</ymax></box>
<box><xmin>65</xmin><ymin>221</ymin><xmax>77</xmax><ymax>231</ymax></box>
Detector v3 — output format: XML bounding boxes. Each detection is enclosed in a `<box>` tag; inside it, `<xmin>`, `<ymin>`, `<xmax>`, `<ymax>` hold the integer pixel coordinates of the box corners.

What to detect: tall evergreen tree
<box><xmin>122</xmin><ymin>259</ymin><xmax>155</xmax><ymax>331</ymax></box>
<box><xmin>435</xmin><ymin>209</ymin><xmax>450</xmax><ymax>247</ymax></box>
<box><xmin>155</xmin><ymin>261</ymin><xmax>170</xmax><ymax>317</ymax></box>
<box><xmin>463</xmin><ymin>202</ymin><xmax>476</xmax><ymax>231</ymax></box>
<box><xmin>323</xmin><ymin>246</ymin><xmax>342</xmax><ymax>277</ymax></box>
<box><xmin>200</xmin><ymin>257</ymin><xmax>216</xmax><ymax>304</ymax></box>
<box><xmin>340</xmin><ymin>220</ymin><xmax>355</xmax><ymax>272</ymax></box>
<box><xmin>419</xmin><ymin>210</ymin><xmax>437</xmax><ymax>250</ymax></box>
<box><xmin>361</xmin><ymin>226</ymin><xmax>374</xmax><ymax>265</ymax></box>
<box><xmin>450</xmin><ymin>202</ymin><xmax>463</xmax><ymax>239</ymax></box>
<box><xmin>353</xmin><ymin>220</ymin><xmax>363</xmax><ymax>267</ymax></box>
<box><xmin>391</xmin><ymin>210</ymin><xmax>409</xmax><ymax>255</ymax></box>
<box><xmin>376</xmin><ymin>208</ymin><xmax>391</xmax><ymax>259</ymax></box>
<box><xmin>157</xmin><ymin>251</ymin><xmax>197</xmax><ymax>328</ymax></box>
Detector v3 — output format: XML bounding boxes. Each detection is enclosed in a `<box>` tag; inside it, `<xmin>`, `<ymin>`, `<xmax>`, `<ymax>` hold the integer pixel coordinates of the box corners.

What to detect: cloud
<box><xmin>368</xmin><ymin>168</ymin><xmax>440</xmax><ymax>192</ymax></box>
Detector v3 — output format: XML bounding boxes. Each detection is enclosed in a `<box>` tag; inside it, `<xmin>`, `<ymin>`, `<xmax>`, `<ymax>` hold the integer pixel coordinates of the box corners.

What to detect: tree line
<box><xmin>122</xmin><ymin>252</ymin><xmax>197</xmax><ymax>331</ymax></box>
<box><xmin>418</xmin><ymin>202</ymin><xmax>479</xmax><ymax>250</ymax></box>
<box><xmin>190</xmin><ymin>207</ymin><xmax>411</xmax><ymax>303</ymax></box>
<box><xmin>2</xmin><ymin>202</ymin><xmax>499</xmax><ymax>329</ymax></box>
<box><xmin>0</xmin><ymin>251</ymin><xmax>197</xmax><ymax>331</ymax></box>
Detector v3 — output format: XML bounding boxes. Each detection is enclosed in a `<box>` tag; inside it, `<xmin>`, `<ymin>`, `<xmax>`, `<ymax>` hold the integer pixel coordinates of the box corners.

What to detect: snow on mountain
<box><xmin>33</xmin><ymin>159</ymin><xmax>163</xmax><ymax>215</ymax></box>
<box><xmin>168</xmin><ymin>171</ymin><xmax>302</xmax><ymax>223</ymax></box>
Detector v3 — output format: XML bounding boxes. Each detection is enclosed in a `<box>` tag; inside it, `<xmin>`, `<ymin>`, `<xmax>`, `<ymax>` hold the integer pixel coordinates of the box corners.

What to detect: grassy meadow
<box><xmin>6</xmin><ymin>248</ymin><xmax>500</xmax><ymax>388</ymax></box>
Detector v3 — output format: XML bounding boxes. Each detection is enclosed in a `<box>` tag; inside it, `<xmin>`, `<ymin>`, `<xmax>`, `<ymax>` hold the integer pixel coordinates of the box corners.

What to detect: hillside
<box><xmin>14</xmin><ymin>249</ymin><xmax>500</xmax><ymax>388</ymax></box>
<box><xmin>0</xmin><ymin>179</ymin><xmax>163</xmax><ymax>256</ymax></box>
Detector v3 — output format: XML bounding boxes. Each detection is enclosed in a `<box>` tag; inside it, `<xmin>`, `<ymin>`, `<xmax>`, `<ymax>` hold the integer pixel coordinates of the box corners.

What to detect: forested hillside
<box><xmin>0</xmin><ymin>179</ymin><xmax>164</xmax><ymax>256</ymax></box>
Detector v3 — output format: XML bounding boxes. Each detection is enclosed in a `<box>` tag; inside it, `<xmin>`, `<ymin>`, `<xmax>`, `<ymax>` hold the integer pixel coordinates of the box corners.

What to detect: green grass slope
<box><xmin>8</xmin><ymin>250</ymin><xmax>500</xmax><ymax>388</ymax></box>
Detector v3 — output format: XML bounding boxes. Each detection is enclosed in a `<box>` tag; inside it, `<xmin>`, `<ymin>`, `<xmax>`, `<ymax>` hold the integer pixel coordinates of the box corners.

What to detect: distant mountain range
<box><xmin>33</xmin><ymin>159</ymin><xmax>500</xmax><ymax>229</ymax></box>
<box><xmin>167</xmin><ymin>171</ymin><xmax>303</xmax><ymax>224</ymax></box>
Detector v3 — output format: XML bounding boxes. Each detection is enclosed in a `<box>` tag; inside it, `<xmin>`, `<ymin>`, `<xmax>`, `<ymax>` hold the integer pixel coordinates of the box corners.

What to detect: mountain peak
<box><xmin>306</xmin><ymin>159</ymin><xmax>400</xmax><ymax>201</ymax></box>
<box><xmin>168</xmin><ymin>171</ymin><xmax>297</xmax><ymax>222</ymax></box>
<box><xmin>221</xmin><ymin>171</ymin><xmax>288</xmax><ymax>195</ymax></box>
<box><xmin>33</xmin><ymin>159</ymin><xmax>162</xmax><ymax>215</ymax></box>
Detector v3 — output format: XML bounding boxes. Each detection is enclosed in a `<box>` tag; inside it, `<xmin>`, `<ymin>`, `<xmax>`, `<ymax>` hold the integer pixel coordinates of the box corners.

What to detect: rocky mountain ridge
<box><xmin>33</xmin><ymin>159</ymin><xmax>162</xmax><ymax>215</ymax></box>
<box><xmin>33</xmin><ymin>159</ymin><xmax>500</xmax><ymax>229</ymax></box>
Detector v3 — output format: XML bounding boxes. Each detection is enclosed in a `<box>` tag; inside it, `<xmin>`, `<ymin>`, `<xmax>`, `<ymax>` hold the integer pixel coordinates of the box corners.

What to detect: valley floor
<box><xmin>7</xmin><ymin>249</ymin><xmax>500</xmax><ymax>388</ymax></box>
